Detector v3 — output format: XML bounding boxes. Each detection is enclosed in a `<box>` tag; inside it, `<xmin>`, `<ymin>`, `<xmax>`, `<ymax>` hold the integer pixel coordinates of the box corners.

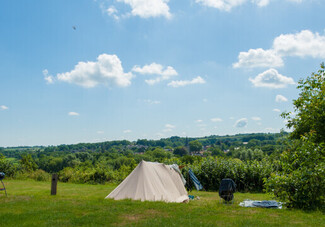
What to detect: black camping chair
<box><xmin>0</xmin><ymin>172</ymin><xmax>7</xmax><ymax>196</ymax></box>
<box><xmin>219</xmin><ymin>178</ymin><xmax>236</xmax><ymax>203</ymax></box>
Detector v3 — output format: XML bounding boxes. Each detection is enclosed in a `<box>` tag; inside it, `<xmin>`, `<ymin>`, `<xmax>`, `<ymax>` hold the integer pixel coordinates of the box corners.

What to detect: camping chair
<box><xmin>0</xmin><ymin>172</ymin><xmax>7</xmax><ymax>196</ymax></box>
<box><xmin>219</xmin><ymin>178</ymin><xmax>236</xmax><ymax>204</ymax></box>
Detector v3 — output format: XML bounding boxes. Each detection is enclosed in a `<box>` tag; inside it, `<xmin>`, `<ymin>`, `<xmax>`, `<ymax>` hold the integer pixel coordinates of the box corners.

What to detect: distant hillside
<box><xmin>1</xmin><ymin>132</ymin><xmax>289</xmax><ymax>158</ymax></box>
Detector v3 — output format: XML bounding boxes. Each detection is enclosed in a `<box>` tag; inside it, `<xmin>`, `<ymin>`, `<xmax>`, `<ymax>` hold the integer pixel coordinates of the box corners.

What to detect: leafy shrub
<box><xmin>0</xmin><ymin>154</ymin><xmax>17</xmax><ymax>177</ymax></box>
<box><xmin>173</xmin><ymin>146</ymin><xmax>188</xmax><ymax>156</ymax></box>
<box><xmin>58</xmin><ymin>164</ymin><xmax>133</xmax><ymax>184</ymax></box>
<box><xmin>29</xmin><ymin>169</ymin><xmax>51</xmax><ymax>181</ymax></box>
<box><xmin>182</xmin><ymin>156</ymin><xmax>274</xmax><ymax>192</ymax></box>
<box><xmin>19</xmin><ymin>154</ymin><xmax>38</xmax><ymax>172</ymax></box>
<box><xmin>58</xmin><ymin>167</ymin><xmax>75</xmax><ymax>183</ymax></box>
<box><xmin>265</xmin><ymin>136</ymin><xmax>325</xmax><ymax>210</ymax></box>
<box><xmin>37</xmin><ymin>156</ymin><xmax>64</xmax><ymax>173</ymax></box>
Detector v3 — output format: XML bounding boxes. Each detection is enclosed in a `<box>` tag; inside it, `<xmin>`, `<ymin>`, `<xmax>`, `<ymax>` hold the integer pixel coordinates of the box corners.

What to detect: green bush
<box><xmin>19</xmin><ymin>154</ymin><xmax>38</xmax><ymax>172</ymax></box>
<box><xmin>0</xmin><ymin>154</ymin><xmax>17</xmax><ymax>177</ymax></box>
<box><xmin>182</xmin><ymin>156</ymin><xmax>274</xmax><ymax>192</ymax></box>
<box><xmin>29</xmin><ymin>169</ymin><xmax>51</xmax><ymax>181</ymax></box>
<box><xmin>265</xmin><ymin>136</ymin><xmax>325</xmax><ymax>210</ymax></box>
<box><xmin>58</xmin><ymin>164</ymin><xmax>133</xmax><ymax>184</ymax></box>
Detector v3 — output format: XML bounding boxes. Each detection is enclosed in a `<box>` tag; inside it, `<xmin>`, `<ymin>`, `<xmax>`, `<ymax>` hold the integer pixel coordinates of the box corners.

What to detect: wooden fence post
<box><xmin>51</xmin><ymin>174</ymin><xmax>58</xmax><ymax>195</ymax></box>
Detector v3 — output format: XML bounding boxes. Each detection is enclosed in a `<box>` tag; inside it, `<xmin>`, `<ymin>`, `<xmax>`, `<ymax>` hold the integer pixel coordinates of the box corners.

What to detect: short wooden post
<box><xmin>51</xmin><ymin>174</ymin><xmax>58</xmax><ymax>195</ymax></box>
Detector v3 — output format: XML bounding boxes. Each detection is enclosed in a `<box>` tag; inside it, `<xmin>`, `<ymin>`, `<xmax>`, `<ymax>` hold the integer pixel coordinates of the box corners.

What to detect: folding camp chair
<box><xmin>0</xmin><ymin>172</ymin><xmax>7</xmax><ymax>196</ymax></box>
<box><xmin>219</xmin><ymin>178</ymin><xmax>236</xmax><ymax>204</ymax></box>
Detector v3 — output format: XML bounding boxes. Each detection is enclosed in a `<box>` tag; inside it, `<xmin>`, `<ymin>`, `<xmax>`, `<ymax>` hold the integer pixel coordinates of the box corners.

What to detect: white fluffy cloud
<box><xmin>57</xmin><ymin>54</ymin><xmax>133</xmax><ymax>88</ymax></box>
<box><xmin>252</xmin><ymin>0</ymin><xmax>270</xmax><ymax>7</ymax></box>
<box><xmin>117</xmin><ymin>0</ymin><xmax>171</xmax><ymax>19</ymax></box>
<box><xmin>132</xmin><ymin>63</ymin><xmax>178</xmax><ymax>85</ymax></box>
<box><xmin>211</xmin><ymin>118</ymin><xmax>223</xmax><ymax>122</ymax></box>
<box><xmin>251</xmin><ymin>116</ymin><xmax>261</xmax><ymax>121</ymax></box>
<box><xmin>234</xmin><ymin>30</ymin><xmax>325</xmax><ymax>68</ymax></box>
<box><xmin>107</xmin><ymin>6</ymin><xmax>117</xmax><ymax>15</ymax></box>
<box><xmin>68</xmin><ymin>112</ymin><xmax>79</xmax><ymax>116</ymax></box>
<box><xmin>143</xmin><ymin>99</ymin><xmax>161</xmax><ymax>104</ymax></box>
<box><xmin>43</xmin><ymin>69</ymin><xmax>54</xmax><ymax>84</ymax></box>
<box><xmin>195</xmin><ymin>0</ymin><xmax>246</xmax><ymax>11</ymax></box>
<box><xmin>196</xmin><ymin>0</ymin><xmax>302</xmax><ymax>11</ymax></box>
<box><xmin>0</xmin><ymin>105</ymin><xmax>9</xmax><ymax>110</ymax></box>
<box><xmin>249</xmin><ymin>68</ymin><xmax>295</xmax><ymax>89</ymax></box>
<box><xmin>273</xmin><ymin>30</ymin><xmax>325</xmax><ymax>58</ymax></box>
<box><xmin>233</xmin><ymin>48</ymin><xmax>283</xmax><ymax>68</ymax></box>
<box><xmin>273</xmin><ymin>108</ymin><xmax>281</xmax><ymax>112</ymax></box>
<box><xmin>168</xmin><ymin>76</ymin><xmax>206</xmax><ymax>88</ymax></box>
<box><xmin>275</xmin><ymin>94</ymin><xmax>288</xmax><ymax>102</ymax></box>
<box><xmin>163</xmin><ymin>123</ymin><xmax>175</xmax><ymax>132</ymax></box>
<box><xmin>123</xmin><ymin>129</ymin><xmax>132</xmax><ymax>133</ymax></box>
<box><xmin>106</xmin><ymin>6</ymin><xmax>119</xmax><ymax>20</ymax></box>
<box><xmin>165</xmin><ymin>124</ymin><xmax>175</xmax><ymax>129</ymax></box>
<box><xmin>235</xmin><ymin>118</ymin><xmax>248</xmax><ymax>128</ymax></box>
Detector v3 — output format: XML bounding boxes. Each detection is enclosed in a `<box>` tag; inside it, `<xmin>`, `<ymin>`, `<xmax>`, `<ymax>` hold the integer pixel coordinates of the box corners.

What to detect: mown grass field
<box><xmin>0</xmin><ymin>180</ymin><xmax>324</xmax><ymax>226</ymax></box>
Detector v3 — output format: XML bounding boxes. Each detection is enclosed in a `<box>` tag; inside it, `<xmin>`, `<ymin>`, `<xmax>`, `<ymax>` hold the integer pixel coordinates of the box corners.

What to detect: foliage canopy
<box><xmin>189</xmin><ymin>140</ymin><xmax>202</xmax><ymax>153</ymax></box>
<box><xmin>267</xmin><ymin>64</ymin><xmax>325</xmax><ymax>210</ymax></box>
<box><xmin>282</xmin><ymin>63</ymin><xmax>325</xmax><ymax>143</ymax></box>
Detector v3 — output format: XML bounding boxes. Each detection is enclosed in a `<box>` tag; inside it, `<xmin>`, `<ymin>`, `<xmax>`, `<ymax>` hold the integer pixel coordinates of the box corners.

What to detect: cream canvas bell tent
<box><xmin>105</xmin><ymin>160</ymin><xmax>188</xmax><ymax>203</ymax></box>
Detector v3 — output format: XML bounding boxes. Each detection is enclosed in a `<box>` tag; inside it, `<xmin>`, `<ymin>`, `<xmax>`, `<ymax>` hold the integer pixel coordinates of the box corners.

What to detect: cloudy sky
<box><xmin>1</xmin><ymin>0</ymin><xmax>325</xmax><ymax>147</ymax></box>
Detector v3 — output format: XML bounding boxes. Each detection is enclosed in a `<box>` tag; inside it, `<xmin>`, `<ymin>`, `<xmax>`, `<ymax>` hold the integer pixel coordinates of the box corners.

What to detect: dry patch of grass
<box><xmin>117</xmin><ymin>209</ymin><xmax>169</xmax><ymax>226</ymax></box>
<box><xmin>268</xmin><ymin>213</ymin><xmax>280</xmax><ymax>218</ymax></box>
<box><xmin>241</xmin><ymin>208</ymin><xmax>258</xmax><ymax>214</ymax></box>
<box><xmin>2</xmin><ymin>195</ymin><xmax>32</xmax><ymax>202</ymax></box>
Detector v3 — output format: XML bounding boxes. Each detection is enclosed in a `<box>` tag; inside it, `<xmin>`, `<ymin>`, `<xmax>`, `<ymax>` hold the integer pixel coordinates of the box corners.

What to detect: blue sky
<box><xmin>1</xmin><ymin>0</ymin><xmax>325</xmax><ymax>147</ymax></box>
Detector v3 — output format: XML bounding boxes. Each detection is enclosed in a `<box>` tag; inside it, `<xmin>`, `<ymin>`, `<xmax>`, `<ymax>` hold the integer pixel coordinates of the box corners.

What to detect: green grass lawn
<box><xmin>0</xmin><ymin>180</ymin><xmax>323</xmax><ymax>226</ymax></box>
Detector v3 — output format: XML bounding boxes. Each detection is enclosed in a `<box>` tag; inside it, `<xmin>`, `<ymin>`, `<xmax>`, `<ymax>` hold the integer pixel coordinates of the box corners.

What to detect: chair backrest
<box><xmin>0</xmin><ymin>172</ymin><xmax>5</xmax><ymax>181</ymax></box>
<box><xmin>219</xmin><ymin>178</ymin><xmax>236</xmax><ymax>201</ymax></box>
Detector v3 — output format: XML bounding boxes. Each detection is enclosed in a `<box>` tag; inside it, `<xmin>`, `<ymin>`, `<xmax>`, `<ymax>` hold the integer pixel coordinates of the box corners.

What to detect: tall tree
<box><xmin>173</xmin><ymin>146</ymin><xmax>188</xmax><ymax>156</ymax></box>
<box><xmin>189</xmin><ymin>140</ymin><xmax>202</xmax><ymax>153</ymax></box>
<box><xmin>282</xmin><ymin>63</ymin><xmax>325</xmax><ymax>143</ymax></box>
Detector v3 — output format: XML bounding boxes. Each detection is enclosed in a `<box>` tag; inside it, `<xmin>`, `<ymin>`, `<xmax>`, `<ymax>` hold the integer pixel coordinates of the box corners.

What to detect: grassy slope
<box><xmin>0</xmin><ymin>180</ymin><xmax>323</xmax><ymax>227</ymax></box>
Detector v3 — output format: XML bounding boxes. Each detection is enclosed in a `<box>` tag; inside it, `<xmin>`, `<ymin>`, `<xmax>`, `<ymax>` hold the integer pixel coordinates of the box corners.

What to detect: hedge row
<box><xmin>182</xmin><ymin>157</ymin><xmax>276</xmax><ymax>192</ymax></box>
